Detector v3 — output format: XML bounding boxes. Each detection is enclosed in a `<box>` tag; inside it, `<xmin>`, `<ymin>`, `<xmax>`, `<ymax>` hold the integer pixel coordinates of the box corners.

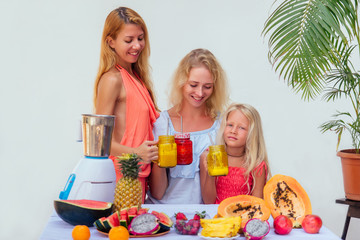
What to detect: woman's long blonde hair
<box><xmin>169</xmin><ymin>48</ymin><xmax>229</xmax><ymax>119</ymax></box>
<box><xmin>93</xmin><ymin>7</ymin><xmax>157</xmax><ymax>110</ymax></box>
<box><xmin>217</xmin><ymin>103</ymin><xmax>271</xmax><ymax>193</ymax></box>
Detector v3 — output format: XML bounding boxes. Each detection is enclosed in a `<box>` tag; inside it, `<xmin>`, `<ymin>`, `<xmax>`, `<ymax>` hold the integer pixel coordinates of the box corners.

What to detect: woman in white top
<box><xmin>147</xmin><ymin>48</ymin><xmax>229</xmax><ymax>204</ymax></box>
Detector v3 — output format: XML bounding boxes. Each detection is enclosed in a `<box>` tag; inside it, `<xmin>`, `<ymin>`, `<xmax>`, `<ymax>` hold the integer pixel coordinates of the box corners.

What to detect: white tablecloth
<box><xmin>40</xmin><ymin>204</ymin><xmax>340</xmax><ymax>240</ymax></box>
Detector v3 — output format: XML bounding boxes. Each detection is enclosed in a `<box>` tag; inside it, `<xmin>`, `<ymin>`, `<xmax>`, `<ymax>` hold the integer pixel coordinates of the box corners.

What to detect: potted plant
<box><xmin>262</xmin><ymin>0</ymin><xmax>360</xmax><ymax>200</ymax></box>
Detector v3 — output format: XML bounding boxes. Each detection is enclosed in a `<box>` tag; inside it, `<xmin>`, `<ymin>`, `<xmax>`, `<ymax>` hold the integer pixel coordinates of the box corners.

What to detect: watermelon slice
<box><xmin>151</xmin><ymin>211</ymin><xmax>173</xmax><ymax>231</ymax></box>
<box><xmin>120</xmin><ymin>208</ymin><xmax>128</xmax><ymax>221</ymax></box>
<box><xmin>151</xmin><ymin>210</ymin><xmax>160</xmax><ymax>217</ymax></box>
<box><xmin>128</xmin><ymin>206</ymin><xmax>139</xmax><ymax>223</ymax></box>
<box><xmin>138</xmin><ymin>208</ymin><xmax>149</xmax><ymax>215</ymax></box>
<box><xmin>54</xmin><ymin>199</ymin><xmax>113</xmax><ymax>226</ymax></box>
<box><xmin>120</xmin><ymin>213</ymin><xmax>128</xmax><ymax>229</ymax></box>
<box><xmin>94</xmin><ymin>217</ymin><xmax>107</xmax><ymax>232</ymax></box>
<box><xmin>103</xmin><ymin>211</ymin><xmax>120</xmax><ymax>230</ymax></box>
<box><xmin>56</xmin><ymin>199</ymin><xmax>112</xmax><ymax>209</ymax></box>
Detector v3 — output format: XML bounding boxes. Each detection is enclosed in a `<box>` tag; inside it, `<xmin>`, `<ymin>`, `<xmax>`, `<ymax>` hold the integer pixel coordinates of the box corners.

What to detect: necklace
<box><xmin>227</xmin><ymin>153</ymin><xmax>245</xmax><ymax>158</ymax></box>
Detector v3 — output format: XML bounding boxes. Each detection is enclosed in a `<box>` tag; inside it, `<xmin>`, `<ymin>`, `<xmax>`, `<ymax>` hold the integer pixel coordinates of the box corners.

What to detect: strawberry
<box><xmin>192</xmin><ymin>220</ymin><xmax>200</xmax><ymax>228</ymax></box>
<box><xmin>186</xmin><ymin>219</ymin><xmax>195</xmax><ymax>227</ymax></box>
<box><xmin>176</xmin><ymin>219</ymin><xmax>185</xmax><ymax>226</ymax></box>
<box><xmin>175</xmin><ymin>221</ymin><xmax>184</xmax><ymax>232</ymax></box>
<box><xmin>189</xmin><ymin>227</ymin><xmax>199</xmax><ymax>235</ymax></box>
<box><xmin>193</xmin><ymin>210</ymin><xmax>207</xmax><ymax>220</ymax></box>
<box><xmin>174</xmin><ymin>212</ymin><xmax>188</xmax><ymax>220</ymax></box>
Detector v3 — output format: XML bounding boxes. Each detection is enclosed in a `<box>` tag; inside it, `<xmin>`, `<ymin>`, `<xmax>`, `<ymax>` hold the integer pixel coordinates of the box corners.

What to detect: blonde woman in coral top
<box><xmin>93</xmin><ymin>7</ymin><xmax>160</xmax><ymax>202</ymax></box>
<box><xmin>200</xmin><ymin>103</ymin><xmax>271</xmax><ymax>204</ymax></box>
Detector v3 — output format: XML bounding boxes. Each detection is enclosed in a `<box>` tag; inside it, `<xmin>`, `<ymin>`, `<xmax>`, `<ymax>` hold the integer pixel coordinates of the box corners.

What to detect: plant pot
<box><xmin>337</xmin><ymin>149</ymin><xmax>360</xmax><ymax>201</ymax></box>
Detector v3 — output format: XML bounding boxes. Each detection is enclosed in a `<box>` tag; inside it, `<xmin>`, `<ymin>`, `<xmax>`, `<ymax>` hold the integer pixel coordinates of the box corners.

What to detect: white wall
<box><xmin>1</xmin><ymin>0</ymin><xmax>358</xmax><ymax>239</ymax></box>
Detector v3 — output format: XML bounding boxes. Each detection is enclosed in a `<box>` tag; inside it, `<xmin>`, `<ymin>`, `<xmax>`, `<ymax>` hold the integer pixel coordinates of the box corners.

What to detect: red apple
<box><xmin>302</xmin><ymin>214</ymin><xmax>322</xmax><ymax>234</ymax></box>
<box><xmin>273</xmin><ymin>215</ymin><xmax>293</xmax><ymax>235</ymax></box>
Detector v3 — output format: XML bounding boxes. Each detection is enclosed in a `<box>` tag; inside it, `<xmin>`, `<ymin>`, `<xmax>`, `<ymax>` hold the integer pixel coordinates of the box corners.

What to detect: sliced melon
<box><xmin>128</xmin><ymin>206</ymin><xmax>139</xmax><ymax>223</ymax></box>
<box><xmin>103</xmin><ymin>211</ymin><xmax>120</xmax><ymax>230</ymax></box>
<box><xmin>54</xmin><ymin>199</ymin><xmax>113</xmax><ymax>226</ymax></box>
<box><xmin>94</xmin><ymin>217</ymin><xmax>107</xmax><ymax>232</ymax></box>
<box><xmin>151</xmin><ymin>211</ymin><xmax>173</xmax><ymax>232</ymax></box>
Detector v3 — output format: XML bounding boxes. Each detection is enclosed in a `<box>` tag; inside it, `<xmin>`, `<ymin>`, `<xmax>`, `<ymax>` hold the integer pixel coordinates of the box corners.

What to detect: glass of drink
<box><xmin>157</xmin><ymin>135</ymin><xmax>177</xmax><ymax>168</ymax></box>
<box><xmin>175</xmin><ymin>133</ymin><xmax>193</xmax><ymax>165</ymax></box>
<box><xmin>207</xmin><ymin>145</ymin><xmax>228</xmax><ymax>176</ymax></box>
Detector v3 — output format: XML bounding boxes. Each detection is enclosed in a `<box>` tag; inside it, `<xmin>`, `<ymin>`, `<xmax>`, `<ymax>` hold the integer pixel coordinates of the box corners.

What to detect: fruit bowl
<box><xmin>197</xmin><ymin>233</ymin><xmax>240</xmax><ymax>240</ymax></box>
<box><xmin>172</xmin><ymin>211</ymin><xmax>208</xmax><ymax>235</ymax></box>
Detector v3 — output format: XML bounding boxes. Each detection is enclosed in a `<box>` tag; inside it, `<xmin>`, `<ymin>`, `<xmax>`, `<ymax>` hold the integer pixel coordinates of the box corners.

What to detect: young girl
<box><xmin>147</xmin><ymin>48</ymin><xmax>229</xmax><ymax>204</ymax></box>
<box><xmin>93</xmin><ymin>7</ymin><xmax>160</xmax><ymax>202</ymax></box>
<box><xmin>200</xmin><ymin>103</ymin><xmax>270</xmax><ymax>204</ymax></box>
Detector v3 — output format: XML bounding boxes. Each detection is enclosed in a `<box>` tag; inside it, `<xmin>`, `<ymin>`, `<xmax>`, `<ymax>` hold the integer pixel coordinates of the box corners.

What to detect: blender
<box><xmin>59</xmin><ymin>114</ymin><xmax>117</xmax><ymax>202</ymax></box>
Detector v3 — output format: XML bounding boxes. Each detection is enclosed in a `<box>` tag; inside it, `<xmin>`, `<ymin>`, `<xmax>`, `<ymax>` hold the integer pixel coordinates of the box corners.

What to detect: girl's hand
<box><xmin>200</xmin><ymin>148</ymin><xmax>217</xmax><ymax>204</ymax></box>
<box><xmin>135</xmin><ymin>140</ymin><xmax>158</xmax><ymax>164</ymax></box>
<box><xmin>200</xmin><ymin>148</ymin><xmax>209</xmax><ymax>171</ymax></box>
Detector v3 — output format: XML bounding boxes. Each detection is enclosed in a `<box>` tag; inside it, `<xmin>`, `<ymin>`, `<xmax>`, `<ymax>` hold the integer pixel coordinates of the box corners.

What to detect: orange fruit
<box><xmin>72</xmin><ymin>225</ymin><xmax>90</xmax><ymax>240</ymax></box>
<box><xmin>109</xmin><ymin>226</ymin><xmax>130</xmax><ymax>240</ymax></box>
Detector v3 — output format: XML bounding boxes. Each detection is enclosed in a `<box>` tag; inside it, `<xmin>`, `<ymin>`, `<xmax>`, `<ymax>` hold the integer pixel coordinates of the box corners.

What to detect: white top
<box><xmin>146</xmin><ymin>110</ymin><xmax>220</xmax><ymax>204</ymax></box>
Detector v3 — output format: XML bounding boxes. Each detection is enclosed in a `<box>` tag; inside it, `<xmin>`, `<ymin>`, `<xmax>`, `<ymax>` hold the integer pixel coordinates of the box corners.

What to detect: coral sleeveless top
<box><xmin>215</xmin><ymin>161</ymin><xmax>267</xmax><ymax>204</ymax></box>
<box><xmin>111</xmin><ymin>65</ymin><xmax>159</xmax><ymax>202</ymax></box>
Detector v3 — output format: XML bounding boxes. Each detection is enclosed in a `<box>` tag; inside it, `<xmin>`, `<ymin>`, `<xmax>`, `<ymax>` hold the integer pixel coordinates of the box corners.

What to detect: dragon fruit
<box><xmin>243</xmin><ymin>218</ymin><xmax>270</xmax><ymax>240</ymax></box>
<box><xmin>128</xmin><ymin>213</ymin><xmax>160</xmax><ymax>235</ymax></box>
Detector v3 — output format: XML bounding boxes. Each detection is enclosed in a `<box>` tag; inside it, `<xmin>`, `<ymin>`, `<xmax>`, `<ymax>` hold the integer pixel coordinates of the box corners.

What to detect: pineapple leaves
<box><xmin>116</xmin><ymin>153</ymin><xmax>143</xmax><ymax>179</ymax></box>
<box><xmin>263</xmin><ymin>0</ymin><xmax>357</xmax><ymax>100</ymax></box>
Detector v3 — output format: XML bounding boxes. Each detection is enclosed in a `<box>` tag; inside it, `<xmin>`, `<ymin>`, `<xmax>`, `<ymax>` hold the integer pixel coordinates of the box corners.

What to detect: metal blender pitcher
<box><xmin>82</xmin><ymin>114</ymin><xmax>115</xmax><ymax>157</ymax></box>
<box><xmin>59</xmin><ymin>114</ymin><xmax>117</xmax><ymax>202</ymax></box>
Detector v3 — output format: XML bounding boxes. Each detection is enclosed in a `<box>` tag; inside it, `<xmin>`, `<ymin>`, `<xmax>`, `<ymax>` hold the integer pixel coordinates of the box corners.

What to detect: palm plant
<box><xmin>262</xmin><ymin>0</ymin><xmax>360</xmax><ymax>152</ymax></box>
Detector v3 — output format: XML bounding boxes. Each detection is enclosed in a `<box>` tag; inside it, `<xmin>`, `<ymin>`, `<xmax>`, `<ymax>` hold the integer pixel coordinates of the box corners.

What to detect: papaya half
<box><xmin>263</xmin><ymin>174</ymin><xmax>312</xmax><ymax>228</ymax></box>
<box><xmin>217</xmin><ymin>195</ymin><xmax>270</xmax><ymax>229</ymax></box>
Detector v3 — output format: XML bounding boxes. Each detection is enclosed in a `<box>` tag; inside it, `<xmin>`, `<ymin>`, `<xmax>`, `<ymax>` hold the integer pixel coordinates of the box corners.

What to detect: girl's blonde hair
<box><xmin>169</xmin><ymin>48</ymin><xmax>229</xmax><ymax>119</ymax></box>
<box><xmin>93</xmin><ymin>7</ymin><xmax>157</xmax><ymax>110</ymax></box>
<box><xmin>217</xmin><ymin>103</ymin><xmax>270</xmax><ymax>193</ymax></box>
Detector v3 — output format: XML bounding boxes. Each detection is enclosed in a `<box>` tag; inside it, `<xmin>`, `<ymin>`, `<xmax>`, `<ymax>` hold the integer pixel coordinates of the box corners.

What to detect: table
<box><xmin>336</xmin><ymin>198</ymin><xmax>360</xmax><ymax>240</ymax></box>
<box><xmin>40</xmin><ymin>204</ymin><xmax>341</xmax><ymax>240</ymax></box>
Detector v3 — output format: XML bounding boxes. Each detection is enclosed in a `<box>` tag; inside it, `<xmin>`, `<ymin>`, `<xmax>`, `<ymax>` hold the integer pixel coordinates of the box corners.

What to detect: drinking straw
<box><xmin>208</xmin><ymin>132</ymin><xmax>214</xmax><ymax>145</ymax></box>
<box><xmin>167</xmin><ymin>117</ymin><xmax>169</xmax><ymax>135</ymax></box>
<box><xmin>180</xmin><ymin>115</ymin><xmax>183</xmax><ymax>134</ymax></box>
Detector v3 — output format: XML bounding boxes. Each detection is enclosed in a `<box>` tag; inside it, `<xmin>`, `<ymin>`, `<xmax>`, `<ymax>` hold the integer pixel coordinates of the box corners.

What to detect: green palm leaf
<box><xmin>263</xmin><ymin>0</ymin><xmax>357</xmax><ymax>100</ymax></box>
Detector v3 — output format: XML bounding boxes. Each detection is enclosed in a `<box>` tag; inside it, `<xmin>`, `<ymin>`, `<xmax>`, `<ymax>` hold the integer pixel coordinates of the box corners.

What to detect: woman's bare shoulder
<box><xmin>99</xmin><ymin>68</ymin><xmax>123</xmax><ymax>88</ymax></box>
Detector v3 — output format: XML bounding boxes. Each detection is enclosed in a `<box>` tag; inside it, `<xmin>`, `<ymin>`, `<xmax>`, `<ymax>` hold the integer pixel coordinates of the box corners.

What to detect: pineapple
<box><xmin>113</xmin><ymin>153</ymin><xmax>143</xmax><ymax>212</ymax></box>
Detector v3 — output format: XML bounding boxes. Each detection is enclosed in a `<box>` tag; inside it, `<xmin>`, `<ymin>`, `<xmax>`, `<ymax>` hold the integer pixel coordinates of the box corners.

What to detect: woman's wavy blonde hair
<box><xmin>93</xmin><ymin>7</ymin><xmax>157</xmax><ymax>110</ymax></box>
<box><xmin>169</xmin><ymin>48</ymin><xmax>229</xmax><ymax>119</ymax></box>
<box><xmin>217</xmin><ymin>103</ymin><xmax>271</xmax><ymax>193</ymax></box>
